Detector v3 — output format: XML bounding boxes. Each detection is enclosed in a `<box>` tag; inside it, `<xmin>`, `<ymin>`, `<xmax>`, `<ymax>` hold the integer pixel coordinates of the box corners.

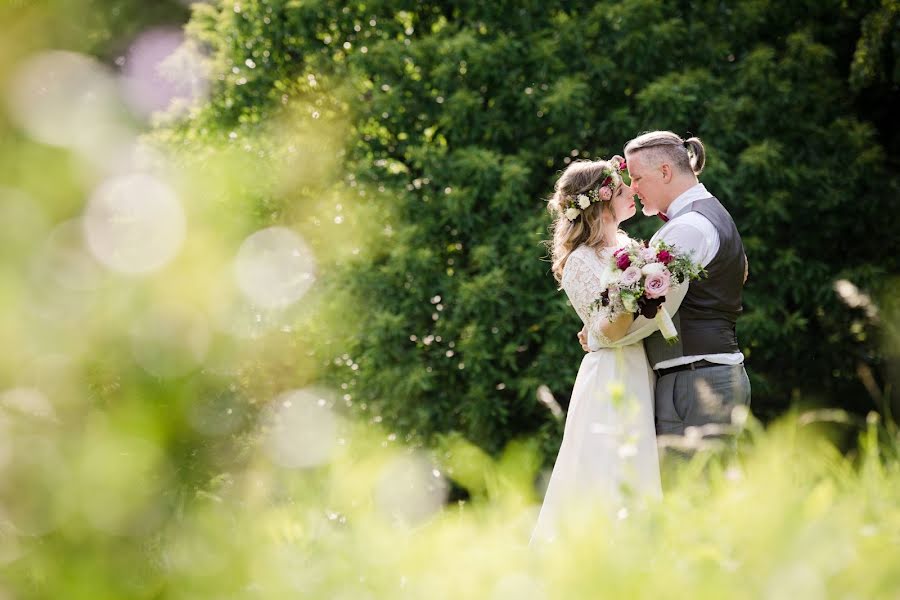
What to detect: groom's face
<box><xmin>626</xmin><ymin>152</ymin><xmax>664</xmax><ymax>216</ymax></box>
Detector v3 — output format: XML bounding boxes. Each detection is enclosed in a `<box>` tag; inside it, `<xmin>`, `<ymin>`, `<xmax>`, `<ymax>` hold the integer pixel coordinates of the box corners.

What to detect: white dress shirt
<box><xmin>647</xmin><ymin>183</ymin><xmax>745</xmax><ymax>370</ymax></box>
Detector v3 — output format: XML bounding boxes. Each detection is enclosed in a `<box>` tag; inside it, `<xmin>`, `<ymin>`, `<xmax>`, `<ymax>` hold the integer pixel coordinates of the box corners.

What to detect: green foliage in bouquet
<box><xmin>658</xmin><ymin>241</ymin><xmax>708</xmax><ymax>285</ymax></box>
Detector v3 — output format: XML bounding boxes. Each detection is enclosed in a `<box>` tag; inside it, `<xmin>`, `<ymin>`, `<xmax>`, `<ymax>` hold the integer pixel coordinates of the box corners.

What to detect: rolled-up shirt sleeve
<box><xmin>658</xmin><ymin>221</ymin><xmax>714</xmax><ymax>268</ymax></box>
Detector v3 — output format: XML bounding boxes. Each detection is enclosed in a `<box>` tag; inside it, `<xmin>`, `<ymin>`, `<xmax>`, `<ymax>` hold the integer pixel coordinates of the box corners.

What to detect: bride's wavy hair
<box><xmin>546</xmin><ymin>156</ymin><xmax>624</xmax><ymax>283</ymax></box>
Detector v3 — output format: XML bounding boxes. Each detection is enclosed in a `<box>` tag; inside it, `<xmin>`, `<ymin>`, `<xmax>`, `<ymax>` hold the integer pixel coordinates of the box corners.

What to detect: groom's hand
<box><xmin>577</xmin><ymin>326</ymin><xmax>590</xmax><ymax>353</ymax></box>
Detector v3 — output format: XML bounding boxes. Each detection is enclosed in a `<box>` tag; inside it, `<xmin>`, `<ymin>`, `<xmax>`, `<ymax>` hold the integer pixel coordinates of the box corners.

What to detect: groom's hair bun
<box><xmin>624</xmin><ymin>131</ymin><xmax>706</xmax><ymax>176</ymax></box>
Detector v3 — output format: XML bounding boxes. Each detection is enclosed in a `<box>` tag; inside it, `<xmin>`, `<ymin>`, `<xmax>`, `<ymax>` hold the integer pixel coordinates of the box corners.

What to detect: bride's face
<box><xmin>611</xmin><ymin>183</ymin><xmax>637</xmax><ymax>223</ymax></box>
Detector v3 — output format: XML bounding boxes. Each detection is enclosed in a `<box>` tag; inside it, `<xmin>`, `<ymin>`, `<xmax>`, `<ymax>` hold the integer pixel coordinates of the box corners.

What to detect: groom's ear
<box><xmin>660</xmin><ymin>163</ymin><xmax>674</xmax><ymax>183</ymax></box>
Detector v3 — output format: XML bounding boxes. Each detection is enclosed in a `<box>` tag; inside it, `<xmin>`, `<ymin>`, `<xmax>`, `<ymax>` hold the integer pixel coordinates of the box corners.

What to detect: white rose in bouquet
<box><xmin>641</xmin><ymin>262</ymin><xmax>665</xmax><ymax>276</ymax></box>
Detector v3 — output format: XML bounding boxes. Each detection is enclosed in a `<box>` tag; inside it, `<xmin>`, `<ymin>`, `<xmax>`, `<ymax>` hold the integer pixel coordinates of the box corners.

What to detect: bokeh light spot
<box><xmin>5</xmin><ymin>50</ymin><xmax>122</xmax><ymax>150</ymax></box>
<box><xmin>121</xmin><ymin>28</ymin><xmax>209</xmax><ymax>117</ymax></box>
<box><xmin>234</xmin><ymin>227</ymin><xmax>316</xmax><ymax>309</ymax></box>
<box><xmin>263</xmin><ymin>389</ymin><xmax>338</xmax><ymax>469</ymax></box>
<box><xmin>84</xmin><ymin>173</ymin><xmax>186</xmax><ymax>274</ymax></box>
<box><xmin>375</xmin><ymin>454</ymin><xmax>448</xmax><ymax>526</ymax></box>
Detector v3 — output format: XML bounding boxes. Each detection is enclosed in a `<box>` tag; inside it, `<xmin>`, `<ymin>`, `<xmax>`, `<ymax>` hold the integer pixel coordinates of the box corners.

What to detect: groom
<box><xmin>580</xmin><ymin>131</ymin><xmax>751</xmax><ymax>439</ymax></box>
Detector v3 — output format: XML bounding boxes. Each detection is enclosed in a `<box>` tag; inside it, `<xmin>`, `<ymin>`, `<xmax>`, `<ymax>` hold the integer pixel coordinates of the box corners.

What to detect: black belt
<box><xmin>654</xmin><ymin>359</ymin><xmax>723</xmax><ymax>378</ymax></box>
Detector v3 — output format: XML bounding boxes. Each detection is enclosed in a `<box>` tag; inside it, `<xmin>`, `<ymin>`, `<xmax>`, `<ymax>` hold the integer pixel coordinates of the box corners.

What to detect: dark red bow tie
<box><xmin>658</xmin><ymin>213</ymin><xmax>669</xmax><ymax>223</ymax></box>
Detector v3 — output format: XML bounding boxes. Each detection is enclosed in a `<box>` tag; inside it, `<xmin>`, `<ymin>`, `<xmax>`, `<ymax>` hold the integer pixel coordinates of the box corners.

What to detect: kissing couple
<box><xmin>531</xmin><ymin>130</ymin><xmax>751</xmax><ymax>543</ymax></box>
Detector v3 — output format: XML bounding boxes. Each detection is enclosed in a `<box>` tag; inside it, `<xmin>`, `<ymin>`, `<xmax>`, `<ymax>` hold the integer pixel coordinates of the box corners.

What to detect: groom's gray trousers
<box><xmin>654</xmin><ymin>362</ymin><xmax>751</xmax><ymax>436</ymax></box>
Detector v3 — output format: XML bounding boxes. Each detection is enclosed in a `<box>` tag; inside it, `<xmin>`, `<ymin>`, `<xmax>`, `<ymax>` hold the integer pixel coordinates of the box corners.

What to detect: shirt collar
<box><xmin>665</xmin><ymin>183</ymin><xmax>710</xmax><ymax>219</ymax></box>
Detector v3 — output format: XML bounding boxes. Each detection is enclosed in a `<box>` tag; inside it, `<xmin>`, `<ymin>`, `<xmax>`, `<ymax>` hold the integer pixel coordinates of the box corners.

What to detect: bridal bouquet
<box><xmin>594</xmin><ymin>240</ymin><xmax>705</xmax><ymax>342</ymax></box>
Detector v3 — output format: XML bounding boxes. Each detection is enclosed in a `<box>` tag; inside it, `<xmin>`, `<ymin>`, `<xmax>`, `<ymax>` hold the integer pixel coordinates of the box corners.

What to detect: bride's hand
<box><xmin>577</xmin><ymin>326</ymin><xmax>590</xmax><ymax>352</ymax></box>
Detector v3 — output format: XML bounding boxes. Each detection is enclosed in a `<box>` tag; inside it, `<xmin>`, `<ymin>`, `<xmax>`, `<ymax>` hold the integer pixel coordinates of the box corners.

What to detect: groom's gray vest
<box><xmin>645</xmin><ymin>196</ymin><xmax>745</xmax><ymax>367</ymax></box>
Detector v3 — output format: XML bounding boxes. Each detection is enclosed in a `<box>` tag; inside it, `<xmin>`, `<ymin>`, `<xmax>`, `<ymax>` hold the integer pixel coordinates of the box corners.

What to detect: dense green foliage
<box><xmin>160</xmin><ymin>0</ymin><xmax>900</xmax><ymax>453</ymax></box>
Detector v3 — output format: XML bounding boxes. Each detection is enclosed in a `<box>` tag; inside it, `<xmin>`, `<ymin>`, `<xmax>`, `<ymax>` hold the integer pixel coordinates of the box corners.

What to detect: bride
<box><xmin>531</xmin><ymin>156</ymin><xmax>678</xmax><ymax>544</ymax></box>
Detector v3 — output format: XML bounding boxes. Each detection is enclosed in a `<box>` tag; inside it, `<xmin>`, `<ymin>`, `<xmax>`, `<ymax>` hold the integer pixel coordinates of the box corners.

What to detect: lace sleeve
<box><xmin>561</xmin><ymin>253</ymin><xmax>614</xmax><ymax>348</ymax></box>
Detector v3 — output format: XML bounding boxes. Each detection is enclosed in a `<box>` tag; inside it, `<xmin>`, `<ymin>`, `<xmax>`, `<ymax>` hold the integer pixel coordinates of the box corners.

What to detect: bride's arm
<box><xmin>610</xmin><ymin>280</ymin><xmax>688</xmax><ymax>347</ymax></box>
<box><xmin>563</xmin><ymin>254</ymin><xmax>635</xmax><ymax>347</ymax></box>
<box><xmin>597</xmin><ymin>311</ymin><xmax>634</xmax><ymax>343</ymax></box>
<box><xmin>575</xmin><ymin>306</ymin><xmax>636</xmax><ymax>345</ymax></box>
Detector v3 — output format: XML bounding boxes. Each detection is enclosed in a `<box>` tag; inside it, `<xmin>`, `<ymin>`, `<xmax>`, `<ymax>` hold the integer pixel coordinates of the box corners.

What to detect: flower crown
<box><xmin>562</xmin><ymin>158</ymin><xmax>628</xmax><ymax>222</ymax></box>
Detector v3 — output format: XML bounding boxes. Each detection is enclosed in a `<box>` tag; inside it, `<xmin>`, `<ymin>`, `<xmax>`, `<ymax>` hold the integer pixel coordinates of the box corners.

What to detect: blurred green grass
<box><xmin>3</xmin><ymin>397</ymin><xmax>900</xmax><ymax>598</ymax></box>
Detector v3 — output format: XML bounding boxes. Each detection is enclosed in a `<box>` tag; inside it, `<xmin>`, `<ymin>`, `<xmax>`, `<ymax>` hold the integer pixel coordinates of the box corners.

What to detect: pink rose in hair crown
<box><xmin>599</xmin><ymin>186</ymin><xmax>612</xmax><ymax>201</ymax></box>
<box><xmin>657</xmin><ymin>249</ymin><xmax>673</xmax><ymax>265</ymax></box>
<box><xmin>644</xmin><ymin>270</ymin><xmax>671</xmax><ymax>299</ymax></box>
<box><xmin>616</xmin><ymin>252</ymin><xmax>631</xmax><ymax>270</ymax></box>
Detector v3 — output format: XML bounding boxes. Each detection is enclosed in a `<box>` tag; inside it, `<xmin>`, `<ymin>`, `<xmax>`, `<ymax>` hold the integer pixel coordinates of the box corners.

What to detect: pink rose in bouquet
<box><xmin>616</xmin><ymin>252</ymin><xmax>631</xmax><ymax>270</ymax></box>
<box><xmin>657</xmin><ymin>249</ymin><xmax>673</xmax><ymax>265</ymax></box>
<box><xmin>640</xmin><ymin>247</ymin><xmax>658</xmax><ymax>263</ymax></box>
<box><xmin>644</xmin><ymin>270</ymin><xmax>671</xmax><ymax>299</ymax></box>
<box><xmin>620</xmin><ymin>266</ymin><xmax>642</xmax><ymax>287</ymax></box>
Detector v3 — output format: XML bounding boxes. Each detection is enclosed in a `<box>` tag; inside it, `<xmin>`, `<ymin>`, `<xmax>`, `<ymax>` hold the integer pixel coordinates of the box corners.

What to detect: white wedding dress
<box><xmin>531</xmin><ymin>234</ymin><xmax>675</xmax><ymax>544</ymax></box>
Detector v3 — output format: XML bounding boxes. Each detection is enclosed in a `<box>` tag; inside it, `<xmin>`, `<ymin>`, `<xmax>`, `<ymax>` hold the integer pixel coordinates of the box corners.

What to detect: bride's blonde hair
<box><xmin>547</xmin><ymin>157</ymin><xmax>624</xmax><ymax>282</ymax></box>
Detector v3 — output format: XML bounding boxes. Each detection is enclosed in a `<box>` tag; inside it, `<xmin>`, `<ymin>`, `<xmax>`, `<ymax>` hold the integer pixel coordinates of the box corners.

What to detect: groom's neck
<box><xmin>660</xmin><ymin>176</ymin><xmax>700</xmax><ymax>213</ymax></box>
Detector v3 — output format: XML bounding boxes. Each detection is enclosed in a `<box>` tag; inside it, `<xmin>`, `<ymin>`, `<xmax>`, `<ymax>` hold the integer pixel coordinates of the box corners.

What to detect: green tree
<box><xmin>161</xmin><ymin>0</ymin><xmax>900</xmax><ymax>456</ymax></box>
